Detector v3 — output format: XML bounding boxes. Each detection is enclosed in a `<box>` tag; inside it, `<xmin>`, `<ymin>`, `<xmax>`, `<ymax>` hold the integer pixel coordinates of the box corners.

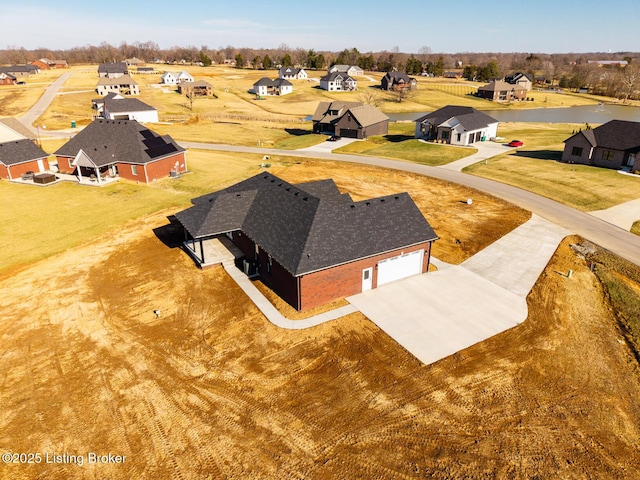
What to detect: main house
<box><xmin>92</xmin><ymin>93</ymin><xmax>159</xmax><ymax>123</ymax></box>
<box><xmin>477</xmin><ymin>80</ymin><xmax>527</xmax><ymax>102</ymax></box>
<box><xmin>96</xmin><ymin>74</ymin><xmax>139</xmax><ymax>96</ymax></box>
<box><xmin>312</xmin><ymin>101</ymin><xmax>389</xmax><ymax>139</ymax></box>
<box><xmin>381</xmin><ymin>71</ymin><xmax>417</xmax><ymax>91</ymax></box>
<box><xmin>561</xmin><ymin>120</ymin><xmax>640</xmax><ymax>170</ymax></box>
<box><xmin>54</xmin><ymin>119</ymin><xmax>186</xmax><ymax>185</ymax></box>
<box><xmin>0</xmin><ymin>139</ymin><xmax>50</xmax><ymax>180</ymax></box>
<box><xmin>414</xmin><ymin>105</ymin><xmax>499</xmax><ymax>145</ymax></box>
<box><xmin>174</xmin><ymin>173</ymin><xmax>438</xmax><ymax>311</ymax></box>
<box><xmin>252</xmin><ymin>77</ymin><xmax>293</xmax><ymax>96</ymax></box>
<box><xmin>278</xmin><ymin>67</ymin><xmax>307</xmax><ymax>80</ymax></box>
<box><xmin>319</xmin><ymin>72</ymin><xmax>357</xmax><ymax>92</ymax></box>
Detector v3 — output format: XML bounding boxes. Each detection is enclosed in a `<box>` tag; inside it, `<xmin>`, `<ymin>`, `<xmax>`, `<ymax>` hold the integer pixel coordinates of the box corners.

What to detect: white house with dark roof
<box><xmin>252</xmin><ymin>77</ymin><xmax>293</xmax><ymax>96</ymax></box>
<box><xmin>415</xmin><ymin>105</ymin><xmax>499</xmax><ymax>145</ymax></box>
<box><xmin>174</xmin><ymin>172</ymin><xmax>437</xmax><ymax>311</ymax></box>
<box><xmin>96</xmin><ymin>74</ymin><xmax>139</xmax><ymax>96</ymax></box>
<box><xmin>328</xmin><ymin>65</ymin><xmax>364</xmax><ymax>76</ymax></box>
<box><xmin>278</xmin><ymin>67</ymin><xmax>307</xmax><ymax>80</ymax></box>
<box><xmin>98</xmin><ymin>62</ymin><xmax>128</xmax><ymax>78</ymax></box>
<box><xmin>319</xmin><ymin>72</ymin><xmax>357</xmax><ymax>92</ymax></box>
<box><xmin>161</xmin><ymin>71</ymin><xmax>194</xmax><ymax>85</ymax></box>
<box><xmin>92</xmin><ymin>93</ymin><xmax>158</xmax><ymax>122</ymax></box>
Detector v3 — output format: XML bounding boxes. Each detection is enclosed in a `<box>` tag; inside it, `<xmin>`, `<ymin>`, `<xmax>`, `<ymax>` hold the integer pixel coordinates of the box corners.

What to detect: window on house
<box><xmin>571</xmin><ymin>146</ymin><xmax>583</xmax><ymax>156</ymax></box>
<box><xmin>602</xmin><ymin>150</ymin><xmax>615</xmax><ymax>161</ymax></box>
<box><xmin>457</xmin><ymin>133</ymin><xmax>461</xmax><ymax>142</ymax></box>
<box><xmin>131</xmin><ymin>165</ymin><xmax>138</xmax><ymax>175</ymax></box>
<box><xmin>441</xmin><ymin>130</ymin><xmax>450</xmax><ymax>140</ymax></box>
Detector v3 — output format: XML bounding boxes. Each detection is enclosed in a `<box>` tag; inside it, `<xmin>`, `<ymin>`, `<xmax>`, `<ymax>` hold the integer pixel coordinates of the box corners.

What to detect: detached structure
<box><xmin>562</xmin><ymin>120</ymin><xmax>640</xmax><ymax>170</ymax></box>
<box><xmin>312</xmin><ymin>101</ymin><xmax>388</xmax><ymax>139</ymax></box>
<box><xmin>54</xmin><ymin>119</ymin><xmax>186</xmax><ymax>185</ymax></box>
<box><xmin>174</xmin><ymin>173</ymin><xmax>437</xmax><ymax>311</ymax></box>
<box><xmin>415</xmin><ymin>105</ymin><xmax>499</xmax><ymax>145</ymax></box>
<box><xmin>252</xmin><ymin>77</ymin><xmax>293</xmax><ymax>96</ymax></box>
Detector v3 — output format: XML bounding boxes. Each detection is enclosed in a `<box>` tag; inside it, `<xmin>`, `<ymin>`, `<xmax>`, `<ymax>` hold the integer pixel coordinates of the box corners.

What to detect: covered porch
<box><xmin>72</xmin><ymin>149</ymin><xmax>120</xmax><ymax>186</ymax></box>
<box><xmin>183</xmin><ymin>233</ymin><xmax>244</xmax><ymax>268</ymax></box>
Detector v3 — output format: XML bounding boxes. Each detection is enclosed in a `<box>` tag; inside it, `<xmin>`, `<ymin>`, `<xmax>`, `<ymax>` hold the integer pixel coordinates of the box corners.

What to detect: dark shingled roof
<box><xmin>415</xmin><ymin>105</ymin><xmax>498</xmax><ymax>131</ymax></box>
<box><xmin>175</xmin><ymin>173</ymin><xmax>438</xmax><ymax>276</ymax></box>
<box><xmin>0</xmin><ymin>139</ymin><xmax>49</xmax><ymax>166</ymax></box>
<box><xmin>590</xmin><ymin>120</ymin><xmax>640</xmax><ymax>151</ymax></box>
<box><xmin>54</xmin><ymin>119</ymin><xmax>184</xmax><ymax>166</ymax></box>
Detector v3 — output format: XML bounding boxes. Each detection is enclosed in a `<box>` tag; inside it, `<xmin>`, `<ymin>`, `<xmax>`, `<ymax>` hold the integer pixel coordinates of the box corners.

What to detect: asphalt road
<box><xmin>20</xmin><ymin>71</ymin><xmax>73</xmax><ymax>134</ymax></box>
<box><xmin>179</xmin><ymin>141</ymin><xmax>640</xmax><ymax>267</ymax></box>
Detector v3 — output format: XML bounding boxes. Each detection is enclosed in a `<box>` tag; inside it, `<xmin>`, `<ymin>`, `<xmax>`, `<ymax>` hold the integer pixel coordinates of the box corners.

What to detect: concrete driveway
<box><xmin>347</xmin><ymin>215</ymin><xmax>569</xmax><ymax>366</ymax></box>
<box><xmin>440</xmin><ymin>141</ymin><xmax>514</xmax><ymax>171</ymax></box>
<box><xmin>589</xmin><ymin>197</ymin><xmax>640</xmax><ymax>231</ymax></box>
<box><xmin>296</xmin><ymin>136</ymin><xmax>359</xmax><ymax>153</ymax></box>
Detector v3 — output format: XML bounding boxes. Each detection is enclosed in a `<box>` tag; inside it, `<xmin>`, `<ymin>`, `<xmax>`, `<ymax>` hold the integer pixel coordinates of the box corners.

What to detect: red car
<box><xmin>508</xmin><ymin>140</ymin><xmax>523</xmax><ymax>147</ymax></box>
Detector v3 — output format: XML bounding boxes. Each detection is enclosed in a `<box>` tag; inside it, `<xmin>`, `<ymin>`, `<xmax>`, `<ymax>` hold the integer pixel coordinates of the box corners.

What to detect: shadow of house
<box><xmin>153</xmin><ymin>216</ymin><xmax>187</xmax><ymax>249</ymax></box>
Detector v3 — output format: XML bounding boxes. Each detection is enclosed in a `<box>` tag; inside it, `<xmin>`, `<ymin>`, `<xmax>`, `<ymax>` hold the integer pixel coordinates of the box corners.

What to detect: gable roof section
<box><xmin>104</xmin><ymin>98</ymin><xmax>157</xmax><ymax>113</ymax></box>
<box><xmin>0</xmin><ymin>117</ymin><xmax>35</xmax><ymax>141</ymax></box>
<box><xmin>311</xmin><ymin>101</ymin><xmax>367</xmax><ymax>123</ymax></box>
<box><xmin>176</xmin><ymin>173</ymin><xmax>437</xmax><ymax>276</ymax></box>
<box><xmin>0</xmin><ymin>139</ymin><xmax>49</xmax><ymax>166</ymax></box>
<box><xmin>345</xmin><ymin>104</ymin><xmax>389</xmax><ymax>128</ymax></box>
<box><xmin>588</xmin><ymin>120</ymin><xmax>640</xmax><ymax>151</ymax></box>
<box><xmin>98</xmin><ymin>62</ymin><xmax>128</xmax><ymax>74</ymax></box>
<box><xmin>54</xmin><ymin>119</ymin><xmax>184</xmax><ymax>166</ymax></box>
<box><xmin>415</xmin><ymin>105</ymin><xmax>498</xmax><ymax>131</ymax></box>
<box><xmin>478</xmin><ymin>80</ymin><xmax>526</xmax><ymax>92</ymax></box>
<box><xmin>97</xmin><ymin>74</ymin><xmax>138</xmax><ymax>86</ymax></box>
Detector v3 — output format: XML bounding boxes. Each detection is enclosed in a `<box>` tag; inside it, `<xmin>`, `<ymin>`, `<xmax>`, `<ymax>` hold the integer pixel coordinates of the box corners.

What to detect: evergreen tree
<box><xmin>281</xmin><ymin>53</ymin><xmax>293</xmax><ymax>67</ymax></box>
<box><xmin>234</xmin><ymin>53</ymin><xmax>244</xmax><ymax>68</ymax></box>
<box><xmin>263</xmin><ymin>54</ymin><xmax>272</xmax><ymax>69</ymax></box>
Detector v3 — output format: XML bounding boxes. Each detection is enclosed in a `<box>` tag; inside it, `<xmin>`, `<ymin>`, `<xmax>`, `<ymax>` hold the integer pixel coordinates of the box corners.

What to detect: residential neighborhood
<box><xmin>1</xmin><ymin>13</ymin><xmax>640</xmax><ymax>479</ymax></box>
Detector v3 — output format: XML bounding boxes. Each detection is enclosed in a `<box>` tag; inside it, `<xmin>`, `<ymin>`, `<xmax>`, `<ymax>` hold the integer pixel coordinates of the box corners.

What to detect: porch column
<box><xmin>199</xmin><ymin>239</ymin><xmax>205</xmax><ymax>264</ymax></box>
<box><xmin>77</xmin><ymin>165</ymin><xmax>83</xmax><ymax>182</ymax></box>
<box><xmin>95</xmin><ymin>166</ymin><xmax>102</xmax><ymax>185</ymax></box>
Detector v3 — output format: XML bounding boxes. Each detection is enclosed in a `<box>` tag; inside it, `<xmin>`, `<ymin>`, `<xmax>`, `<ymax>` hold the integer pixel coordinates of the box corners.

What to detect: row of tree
<box><xmin>1</xmin><ymin>42</ymin><xmax>638</xmax><ymax>100</ymax></box>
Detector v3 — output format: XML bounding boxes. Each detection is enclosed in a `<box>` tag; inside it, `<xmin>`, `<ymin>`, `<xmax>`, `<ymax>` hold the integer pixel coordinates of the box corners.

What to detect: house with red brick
<box><xmin>174</xmin><ymin>173</ymin><xmax>438</xmax><ymax>311</ymax></box>
<box><xmin>0</xmin><ymin>139</ymin><xmax>50</xmax><ymax>180</ymax></box>
<box><xmin>54</xmin><ymin>119</ymin><xmax>186</xmax><ymax>185</ymax></box>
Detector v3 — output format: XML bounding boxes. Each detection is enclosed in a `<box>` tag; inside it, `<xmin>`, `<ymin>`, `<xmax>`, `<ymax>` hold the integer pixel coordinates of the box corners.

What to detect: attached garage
<box><xmin>339</xmin><ymin>128</ymin><xmax>359</xmax><ymax>138</ymax></box>
<box><xmin>377</xmin><ymin>249</ymin><xmax>424</xmax><ymax>286</ymax></box>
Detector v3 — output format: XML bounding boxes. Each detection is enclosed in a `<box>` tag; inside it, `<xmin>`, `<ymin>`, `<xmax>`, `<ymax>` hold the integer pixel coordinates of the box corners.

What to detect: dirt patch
<box><xmin>1</xmin><ymin>207</ymin><xmax>639</xmax><ymax>479</ymax></box>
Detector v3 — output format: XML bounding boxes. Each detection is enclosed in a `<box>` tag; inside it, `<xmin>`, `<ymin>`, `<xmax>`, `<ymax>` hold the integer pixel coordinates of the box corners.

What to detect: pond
<box><xmin>388</xmin><ymin>104</ymin><xmax>640</xmax><ymax>124</ymax></box>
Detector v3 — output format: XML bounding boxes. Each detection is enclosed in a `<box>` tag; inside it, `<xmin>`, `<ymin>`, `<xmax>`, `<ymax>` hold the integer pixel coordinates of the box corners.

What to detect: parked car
<box><xmin>508</xmin><ymin>140</ymin><xmax>523</xmax><ymax>147</ymax></box>
<box><xmin>327</xmin><ymin>135</ymin><xmax>341</xmax><ymax>142</ymax></box>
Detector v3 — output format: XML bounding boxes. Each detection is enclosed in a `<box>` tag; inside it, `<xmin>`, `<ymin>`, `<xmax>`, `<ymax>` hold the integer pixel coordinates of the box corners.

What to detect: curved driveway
<box><xmin>179</xmin><ymin>141</ymin><xmax>640</xmax><ymax>267</ymax></box>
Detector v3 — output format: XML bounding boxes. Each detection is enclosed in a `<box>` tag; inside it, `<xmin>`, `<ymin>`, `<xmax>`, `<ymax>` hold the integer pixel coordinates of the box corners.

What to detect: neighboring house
<box><xmin>178</xmin><ymin>80</ymin><xmax>215</xmax><ymax>97</ymax></box>
<box><xmin>161</xmin><ymin>71</ymin><xmax>194</xmax><ymax>85</ymax></box>
<box><xmin>98</xmin><ymin>62</ymin><xmax>128</xmax><ymax>78</ymax></box>
<box><xmin>561</xmin><ymin>120</ymin><xmax>640</xmax><ymax>171</ymax></box>
<box><xmin>252</xmin><ymin>77</ymin><xmax>293</xmax><ymax>96</ymax></box>
<box><xmin>319</xmin><ymin>72</ymin><xmax>357</xmax><ymax>92</ymax></box>
<box><xmin>278</xmin><ymin>67</ymin><xmax>308</xmax><ymax>80</ymax></box>
<box><xmin>588</xmin><ymin>60</ymin><xmax>628</xmax><ymax>67</ymax></box>
<box><xmin>54</xmin><ymin>119</ymin><xmax>186</xmax><ymax>185</ymax></box>
<box><xmin>0</xmin><ymin>65</ymin><xmax>35</xmax><ymax>78</ymax></box>
<box><xmin>0</xmin><ymin>72</ymin><xmax>16</xmax><ymax>85</ymax></box>
<box><xmin>125</xmin><ymin>57</ymin><xmax>146</xmax><ymax>67</ymax></box>
<box><xmin>443</xmin><ymin>71</ymin><xmax>463</xmax><ymax>79</ymax></box>
<box><xmin>414</xmin><ymin>105</ymin><xmax>499</xmax><ymax>146</ymax></box>
<box><xmin>312</xmin><ymin>101</ymin><xmax>389</xmax><ymax>139</ymax></box>
<box><xmin>96</xmin><ymin>74</ymin><xmax>139</xmax><ymax>96</ymax></box>
<box><xmin>504</xmin><ymin>72</ymin><xmax>533</xmax><ymax>91</ymax></box>
<box><xmin>0</xmin><ymin>139</ymin><xmax>50</xmax><ymax>180</ymax></box>
<box><xmin>0</xmin><ymin>117</ymin><xmax>36</xmax><ymax>143</ymax></box>
<box><xmin>32</xmin><ymin>58</ymin><xmax>68</xmax><ymax>69</ymax></box>
<box><xmin>92</xmin><ymin>93</ymin><xmax>159</xmax><ymax>122</ymax></box>
<box><xmin>174</xmin><ymin>172</ymin><xmax>438</xmax><ymax>311</ymax></box>
<box><xmin>381</xmin><ymin>71</ymin><xmax>417</xmax><ymax>91</ymax></box>
<box><xmin>477</xmin><ymin>80</ymin><xmax>527</xmax><ymax>102</ymax></box>
<box><xmin>329</xmin><ymin>65</ymin><xmax>364</xmax><ymax>76</ymax></box>
<box><xmin>136</xmin><ymin>67</ymin><xmax>155</xmax><ymax>74</ymax></box>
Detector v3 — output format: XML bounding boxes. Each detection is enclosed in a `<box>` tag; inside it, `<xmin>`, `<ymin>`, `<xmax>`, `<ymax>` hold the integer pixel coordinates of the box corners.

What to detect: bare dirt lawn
<box><xmin>1</xmin><ymin>208</ymin><xmax>639</xmax><ymax>479</ymax></box>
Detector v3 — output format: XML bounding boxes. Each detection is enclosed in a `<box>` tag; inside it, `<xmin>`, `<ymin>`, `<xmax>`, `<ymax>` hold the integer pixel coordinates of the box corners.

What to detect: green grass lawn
<box><xmin>0</xmin><ymin>151</ymin><xmax>266</xmax><ymax>274</ymax></box>
<box><xmin>273</xmin><ymin>133</ymin><xmax>325</xmax><ymax>149</ymax></box>
<box><xmin>464</xmin><ymin>154</ymin><xmax>640</xmax><ymax>211</ymax></box>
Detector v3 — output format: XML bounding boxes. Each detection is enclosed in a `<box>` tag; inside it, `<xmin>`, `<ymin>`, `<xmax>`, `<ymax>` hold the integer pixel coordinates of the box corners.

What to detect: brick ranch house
<box><xmin>174</xmin><ymin>173</ymin><xmax>438</xmax><ymax>311</ymax></box>
<box><xmin>54</xmin><ymin>119</ymin><xmax>186</xmax><ymax>184</ymax></box>
<box><xmin>312</xmin><ymin>101</ymin><xmax>389</xmax><ymax>139</ymax></box>
<box><xmin>0</xmin><ymin>139</ymin><xmax>50</xmax><ymax>180</ymax></box>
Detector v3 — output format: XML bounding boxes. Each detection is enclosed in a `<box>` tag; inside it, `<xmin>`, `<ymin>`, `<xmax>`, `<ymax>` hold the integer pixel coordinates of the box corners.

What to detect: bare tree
<box><xmin>620</xmin><ymin>62</ymin><xmax>640</xmax><ymax>102</ymax></box>
<box><xmin>357</xmin><ymin>88</ymin><xmax>383</xmax><ymax>108</ymax></box>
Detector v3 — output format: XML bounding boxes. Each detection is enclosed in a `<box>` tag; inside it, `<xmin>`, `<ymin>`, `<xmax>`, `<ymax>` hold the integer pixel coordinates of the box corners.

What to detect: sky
<box><xmin>1</xmin><ymin>0</ymin><xmax>638</xmax><ymax>54</ymax></box>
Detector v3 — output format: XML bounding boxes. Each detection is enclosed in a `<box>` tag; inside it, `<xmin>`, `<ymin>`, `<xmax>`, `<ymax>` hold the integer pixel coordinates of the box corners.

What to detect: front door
<box><xmin>362</xmin><ymin>267</ymin><xmax>373</xmax><ymax>291</ymax></box>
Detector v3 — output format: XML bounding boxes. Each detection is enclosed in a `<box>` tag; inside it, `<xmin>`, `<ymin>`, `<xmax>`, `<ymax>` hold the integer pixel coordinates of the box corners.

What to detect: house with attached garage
<box><xmin>414</xmin><ymin>105</ymin><xmax>499</xmax><ymax>145</ymax></box>
<box><xmin>312</xmin><ymin>101</ymin><xmax>389</xmax><ymax>139</ymax></box>
<box><xmin>92</xmin><ymin>93</ymin><xmax>159</xmax><ymax>123</ymax></box>
<box><xmin>252</xmin><ymin>77</ymin><xmax>293</xmax><ymax>96</ymax></box>
<box><xmin>98</xmin><ymin>62</ymin><xmax>128</xmax><ymax>78</ymax></box>
<box><xmin>319</xmin><ymin>72</ymin><xmax>357</xmax><ymax>92</ymax></box>
<box><xmin>504</xmin><ymin>72</ymin><xmax>533</xmax><ymax>91</ymax></box>
<box><xmin>0</xmin><ymin>139</ymin><xmax>50</xmax><ymax>180</ymax></box>
<box><xmin>54</xmin><ymin>119</ymin><xmax>186</xmax><ymax>185</ymax></box>
<box><xmin>477</xmin><ymin>80</ymin><xmax>527</xmax><ymax>102</ymax></box>
<box><xmin>278</xmin><ymin>67</ymin><xmax>307</xmax><ymax>80</ymax></box>
<box><xmin>561</xmin><ymin>120</ymin><xmax>640</xmax><ymax>171</ymax></box>
<box><xmin>161</xmin><ymin>71</ymin><xmax>194</xmax><ymax>85</ymax></box>
<box><xmin>96</xmin><ymin>74</ymin><xmax>140</xmax><ymax>96</ymax></box>
<box><xmin>328</xmin><ymin>65</ymin><xmax>364</xmax><ymax>77</ymax></box>
<box><xmin>174</xmin><ymin>172</ymin><xmax>438</xmax><ymax>311</ymax></box>
<box><xmin>381</xmin><ymin>71</ymin><xmax>417</xmax><ymax>91</ymax></box>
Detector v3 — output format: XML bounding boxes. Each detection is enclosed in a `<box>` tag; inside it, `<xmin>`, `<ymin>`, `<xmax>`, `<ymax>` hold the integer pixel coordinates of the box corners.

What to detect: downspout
<box><xmin>297</xmin><ymin>276</ymin><xmax>302</xmax><ymax>311</ymax></box>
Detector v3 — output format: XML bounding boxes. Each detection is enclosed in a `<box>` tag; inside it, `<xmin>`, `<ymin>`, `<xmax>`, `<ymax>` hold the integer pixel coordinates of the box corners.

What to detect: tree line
<box><xmin>1</xmin><ymin>42</ymin><xmax>638</xmax><ymax>100</ymax></box>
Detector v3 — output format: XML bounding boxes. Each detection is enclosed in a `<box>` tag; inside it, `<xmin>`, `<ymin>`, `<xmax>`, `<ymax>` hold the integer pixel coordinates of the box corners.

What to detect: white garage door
<box><xmin>377</xmin><ymin>250</ymin><xmax>424</xmax><ymax>286</ymax></box>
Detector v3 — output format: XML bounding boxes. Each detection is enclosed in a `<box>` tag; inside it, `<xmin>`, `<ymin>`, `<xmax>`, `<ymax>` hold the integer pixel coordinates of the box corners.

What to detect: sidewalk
<box><xmin>439</xmin><ymin>141</ymin><xmax>514</xmax><ymax>171</ymax></box>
